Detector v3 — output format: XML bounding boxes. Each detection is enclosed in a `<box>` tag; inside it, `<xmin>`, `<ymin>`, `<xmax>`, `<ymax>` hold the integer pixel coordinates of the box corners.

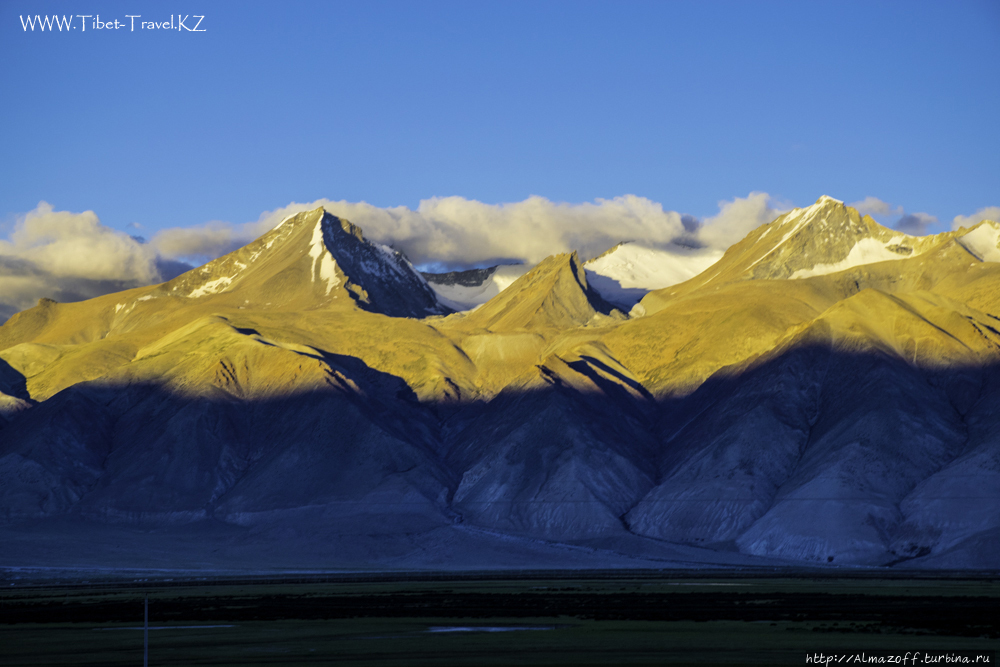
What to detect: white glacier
<box><xmin>584</xmin><ymin>243</ymin><xmax>722</xmax><ymax>308</ymax></box>
<box><xmin>318</xmin><ymin>252</ymin><xmax>340</xmax><ymax>295</ymax></box>
<box><xmin>790</xmin><ymin>237</ymin><xmax>916</xmax><ymax>279</ymax></box>
<box><xmin>306</xmin><ymin>219</ymin><xmax>343</xmax><ymax>295</ymax></box>
<box><xmin>956</xmin><ymin>222</ymin><xmax>1000</xmax><ymax>263</ymax></box>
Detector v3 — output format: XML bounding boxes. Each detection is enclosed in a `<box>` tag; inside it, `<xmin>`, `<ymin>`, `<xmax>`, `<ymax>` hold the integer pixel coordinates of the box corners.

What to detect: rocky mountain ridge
<box><xmin>1</xmin><ymin>197</ymin><xmax>999</xmax><ymax>571</ymax></box>
<box><xmin>153</xmin><ymin>208</ymin><xmax>449</xmax><ymax>318</ymax></box>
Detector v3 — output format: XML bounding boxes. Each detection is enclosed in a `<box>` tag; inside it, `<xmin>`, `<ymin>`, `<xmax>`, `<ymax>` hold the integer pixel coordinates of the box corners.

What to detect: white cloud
<box><xmin>1</xmin><ymin>193</ymin><xmax>795</xmax><ymax>320</ymax></box>
<box><xmin>241</xmin><ymin>192</ymin><xmax>788</xmax><ymax>268</ymax></box>
<box><xmin>952</xmin><ymin>206</ymin><xmax>1000</xmax><ymax>231</ymax></box>
<box><xmin>849</xmin><ymin>196</ymin><xmax>903</xmax><ymax>218</ymax></box>
<box><xmin>246</xmin><ymin>195</ymin><xmax>690</xmax><ymax>267</ymax></box>
<box><xmin>150</xmin><ymin>222</ymin><xmax>254</xmax><ymax>263</ymax></box>
<box><xmin>2</xmin><ymin>203</ymin><xmax>159</xmax><ymax>283</ymax></box>
<box><xmin>7</xmin><ymin>194</ymin><xmax>996</xmax><ymax>324</ymax></box>
<box><xmin>696</xmin><ymin>192</ymin><xmax>791</xmax><ymax>250</ymax></box>
<box><xmin>0</xmin><ymin>202</ymin><xmax>164</xmax><ymax>320</ymax></box>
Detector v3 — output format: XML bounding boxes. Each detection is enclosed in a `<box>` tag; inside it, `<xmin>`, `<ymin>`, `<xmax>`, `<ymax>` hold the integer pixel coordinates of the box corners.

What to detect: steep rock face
<box><xmin>733</xmin><ymin>345</ymin><xmax>968</xmax><ymax>565</ymax></box>
<box><xmin>890</xmin><ymin>368</ymin><xmax>1000</xmax><ymax>562</ymax></box>
<box><xmin>321</xmin><ymin>214</ymin><xmax>449</xmax><ymax>318</ymax></box>
<box><xmin>155</xmin><ymin>208</ymin><xmax>448</xmax><ymax>318</ymax></box>
<box><xmin>626</xmin><ymin>341</ymin><xmax>829</xmax><ymax>546</ymax></box>
<box><xmin>732</xmin><ymin>350</ymin><xmax>969</xmax><ymax>565</ymax></box>
<box><xmin>447</xmin><ymin>346</ymin><xmax>656</xmax><ymax>539</ymax></box>
<box><xmin>211</xmin><ymin>392</ymin><xmax>453</xmax><ymax>532</ymax></box>
<box><xmin>1</xmin><ymin>321</ymin><xmax>454</xmax><ymax>528</ymax></box>
<box><xmin>629</xmin><ymin>287</ymin><xmax>999</xmax><ymax>565</ymax></box>
<box><xmin>0</xmin><ymin>387</ymin><xmax>115</xmax><ymax>522</ymax></box>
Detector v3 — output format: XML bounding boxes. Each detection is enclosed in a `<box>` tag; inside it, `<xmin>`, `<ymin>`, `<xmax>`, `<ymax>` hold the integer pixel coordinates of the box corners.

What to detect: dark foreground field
<box><xmin>1</xmin><ymin>570</ymin><xmax>996</xmax><ymax>666</ymax></box>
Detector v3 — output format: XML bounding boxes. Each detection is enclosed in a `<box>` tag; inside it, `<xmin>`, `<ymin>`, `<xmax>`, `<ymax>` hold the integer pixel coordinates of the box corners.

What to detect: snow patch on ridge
<box><xmin>957</xmin><ymin>222</ymin><xmax>1000</xmax><ymax>263</ymax></box>
<box><xmin>309</xmin><ymin>220</ymin><xmax>342</xmax><ymax>295</ymax></box>
<box><xmin>584</xmin><ymin>243</ymin><xmax>722</xmax><ymax>308</ymax></box>
<box><xmin>373</xmin><ymin>241</ymin><xmax>400</xmax><ymax>261</ymax></box>
<box><xmin>366</xmin><ymin>241</ymin><xmax>406</xmax><ymax>280</ymax></box>
<box><xmin>790</xmin><ymin>237</ymin><xmax>914</xmax><ymax>279</ymax></box>
<box><xmin>271</xmin><ymin>213</ymin><xmax>297</xmax><ymax>231</ymax></box>
<box><xmin>318</xmin><ymin>252</ymin><xmax>340</xmax><ymax>295</ymax></box>
<box><xmin>308</xmin><ymin>220</ymin><xmax>325</xmax><ymax>275</ymax></box>
<box><xmin>773</xmin><ymin>202</ymin><xmax>827</xmax><ymax>246</ymax></box>
<box><xmin>189</xmin><ymin>276</ymin><xmax>234</xmax><ymax>298</ymax></box>
<box><xmin>586</xmin><ymin>243</ymin><xmax>721</xmax><ymax>289</ymax></box>
<box><xmin>746</xmin><ymin>202</ymin><xmax>829</xmax><ymax>271</ymax></box>
<box><xmin>366</xmin><ymin>236</ymin><xmax>446</xmax><ymax>299</ymax></box>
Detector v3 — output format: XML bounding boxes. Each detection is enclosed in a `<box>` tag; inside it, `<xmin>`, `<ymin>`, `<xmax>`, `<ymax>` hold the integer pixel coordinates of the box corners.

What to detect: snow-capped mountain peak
<box><xmin>956</xmin><ymin>219</ymin><xmax>1000</xmax><ymax>263</ymax></box>
<box><xmin>583</xmin><ymin>242</ymin><xmax>722</xmax><ymax>309</ymax></box>
<box><xmin>709</xmin><ymin>196</ymin><xmax>933</xmax><ymax>282</ymax></box>
<box><xmin>316</xmin><ymin>210</ymin><xmax>451</xmax><ymax>317</ymax></box>
<box><xmin>154</xmin><ymin>208</ymin><xmax>451</xmax><ymax>318</ymax></box>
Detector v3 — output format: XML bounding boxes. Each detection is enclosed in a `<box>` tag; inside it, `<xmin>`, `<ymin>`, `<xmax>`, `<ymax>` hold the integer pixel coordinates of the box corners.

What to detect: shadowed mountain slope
<box><xmin>446</xmin><ymin>343</ymin><xmax>658</xmax><ymax>541</ymax></box>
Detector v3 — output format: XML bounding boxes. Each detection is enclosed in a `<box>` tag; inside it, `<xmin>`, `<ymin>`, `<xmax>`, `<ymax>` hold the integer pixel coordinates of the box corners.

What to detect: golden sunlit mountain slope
<box><xmin>1</xmin><ymin>198</ymin><xmax>999</xmax><ymax>569</ymax></box>
<box><xmin>607</xmin><ymin>197</ymin><xmax>1000</xmax><ymax>395</ymax></box>
<box><xmin>455</xmin><ymin>251</ymin><xmax>623</xmax><ymax>332</ymax></box>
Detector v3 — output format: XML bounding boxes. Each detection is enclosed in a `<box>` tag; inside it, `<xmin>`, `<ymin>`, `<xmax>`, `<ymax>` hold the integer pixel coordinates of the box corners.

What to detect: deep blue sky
<box><xmin>2</xmin><ymin>0</ymin><xmax>998</xmax><ymax>234</ymax></box>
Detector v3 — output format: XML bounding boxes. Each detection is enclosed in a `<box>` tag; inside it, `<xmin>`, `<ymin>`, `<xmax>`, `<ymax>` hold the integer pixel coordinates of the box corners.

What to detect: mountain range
<box><xmin>2</xmin><ymin>196</ymin><xmax>999</xmax><ymax>571</ymax></box>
